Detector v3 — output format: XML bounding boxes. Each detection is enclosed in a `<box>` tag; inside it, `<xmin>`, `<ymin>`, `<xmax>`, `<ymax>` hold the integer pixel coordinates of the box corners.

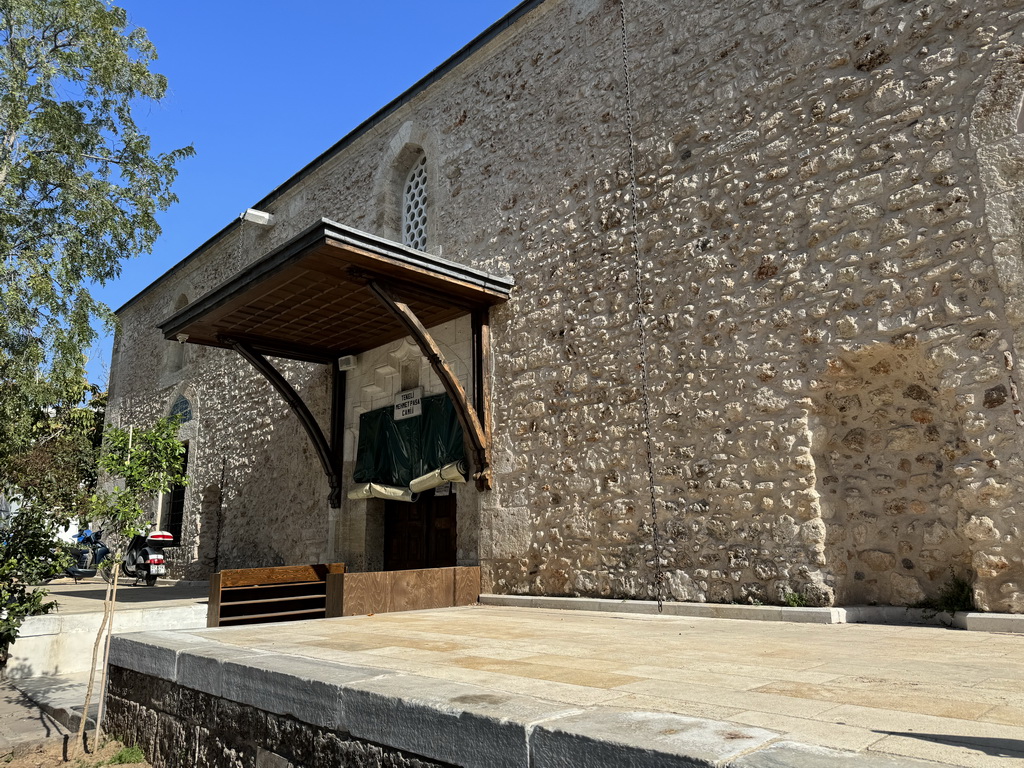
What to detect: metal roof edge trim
<box><xmin>320</xmin><ymin>219</ymin><xmax>514</xmax><ymax>295</ymax></box>
<box><xmin>117</xmin><ymin>0</ymin><xmax>546</xmax><ymax>317</ymax></box>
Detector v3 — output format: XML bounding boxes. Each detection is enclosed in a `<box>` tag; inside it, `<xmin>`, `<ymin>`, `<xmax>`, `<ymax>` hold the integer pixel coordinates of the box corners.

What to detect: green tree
<box><xmin>0</xmin><ymin>386</ymin><xmax>104</xmax><ymax>667</ymax></box>
<box><xmin>96</xmin><ymin>416</ymin><xmax>187</xmax><ymax>522</ymax></box>
<box><xmin>5</xmin><ymin>385</ymin><xmax>105</xmax><ymax>514</ymax></box>
<box><xmin>0</xmin><ymin>0</ymin><xmax>193</xmax><ymax>459</ymax></box>
<box><xmin>79</xmin><ymin>415</ymin><xmax>186</xmax><ymax>753</ymax></box>
<box><xmin>0</xmin><ymin>503</ymin><xmax>67</xmax><ymax>666</ymax></box>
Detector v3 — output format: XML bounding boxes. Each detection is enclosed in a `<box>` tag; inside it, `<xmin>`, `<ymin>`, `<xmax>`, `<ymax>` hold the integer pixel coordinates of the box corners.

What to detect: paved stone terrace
<box><xmin>41</xmin><ymin>579</ymin><xmax>209</xmax><ymax>613</ymax></box>
<box><xmin>120</xmin><ymin>604</ymin><xmax>1024</xmax><ymax>766</ymax></box>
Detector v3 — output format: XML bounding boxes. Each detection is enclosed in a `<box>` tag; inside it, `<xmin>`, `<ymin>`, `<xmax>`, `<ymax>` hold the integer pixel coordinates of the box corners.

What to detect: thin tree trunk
<box><xmin>93</xmin><ymin>561</ymin><xmax>120</xmax><ymax>744</ymax></box>
<box><xmin>74</xmin><ymin>567</ymin><xmax>114</xmax><ymax>755</ymax></box>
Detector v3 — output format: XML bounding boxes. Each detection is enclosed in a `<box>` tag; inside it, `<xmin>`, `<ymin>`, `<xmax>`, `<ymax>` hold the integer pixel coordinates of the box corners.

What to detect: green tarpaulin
<box><xmin>353</xmin><ymin>394</ymin><xmax>465</xmax><ymax>487</ymax></box>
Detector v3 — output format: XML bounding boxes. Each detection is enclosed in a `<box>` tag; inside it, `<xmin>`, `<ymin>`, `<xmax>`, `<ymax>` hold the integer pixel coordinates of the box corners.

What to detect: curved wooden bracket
<box><xmin>228</xmin><ymin>339</ymin><xmax>344</xmax><ymax>508</ymax></box>
<box><xmin>367</xmin><ymin>281</ymin><xmax>492</xmax><ymax>489</ymax></box>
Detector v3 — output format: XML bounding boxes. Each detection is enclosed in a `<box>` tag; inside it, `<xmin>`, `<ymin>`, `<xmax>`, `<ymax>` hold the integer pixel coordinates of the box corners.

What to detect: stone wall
<box><xmin>475</xmin><ymin>0</ymin><xmax>1024</xmax><ymax>611</ymax></box>
<box><xmin>109</xmin><ymin>0</ymin><xmax>1024</xmax><ymax>609</ymax></box>
<box><xmin>105</xmin><ymin>666</ymin><xmax>447</xmax><ymax>768</ymax></box>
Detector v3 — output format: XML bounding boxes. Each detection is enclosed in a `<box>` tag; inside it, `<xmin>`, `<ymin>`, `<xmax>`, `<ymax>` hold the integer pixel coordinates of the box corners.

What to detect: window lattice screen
<box><xmin>170</xmin><ymin>395</ymin><xmax>193</xmax><ymax>423</ymax></box>
<box><xmin>402</xmin><ymin>155</ymin><xmax>428</xmax><ymax>251</ymax></box>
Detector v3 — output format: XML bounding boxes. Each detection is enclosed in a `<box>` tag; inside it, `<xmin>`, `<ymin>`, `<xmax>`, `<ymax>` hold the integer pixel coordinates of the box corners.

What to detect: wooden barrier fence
<box><xmin>208</xmin><ymin>564</ymin><xmax>480</xmax><ymax>627</ymax></box>
<box><xmin>208</xmin><ymin>562</ymin><xmax>345</xmax><ymax>627</ymax></box>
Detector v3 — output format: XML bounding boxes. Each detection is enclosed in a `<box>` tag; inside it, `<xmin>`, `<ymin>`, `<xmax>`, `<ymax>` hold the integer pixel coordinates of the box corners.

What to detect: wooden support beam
<box><xmin>331</xmin><ymin>366</ymin><xmax>346</xmax><ymax>460</ymax></box>
<box><xmin>472</xmin><ymin>309</ymin><xmax>493</xmax><ymax>490</ymax></box>
<box><xmin>367</xmin><ymin>281</ymin><xmax>492</xmax><ymax>489</ymax></box>
<box><xmin>229</xmin><ymin>339</ymin><xmax>344</xmax><ymax>507</ymax></box>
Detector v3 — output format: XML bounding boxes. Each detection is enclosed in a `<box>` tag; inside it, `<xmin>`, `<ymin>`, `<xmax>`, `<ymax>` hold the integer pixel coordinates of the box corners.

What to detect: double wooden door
<box><xmin>383</xmin><ymin>491</ymin><xmax>457</xmax><ymax>571</ymax></box>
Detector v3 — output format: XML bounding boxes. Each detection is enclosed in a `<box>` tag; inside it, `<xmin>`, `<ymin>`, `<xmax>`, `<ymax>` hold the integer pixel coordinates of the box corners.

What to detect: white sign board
<box><xmin>394</xmin><ymin>387</ymin><xmax>423</xmax><ymax>421</ymax></box>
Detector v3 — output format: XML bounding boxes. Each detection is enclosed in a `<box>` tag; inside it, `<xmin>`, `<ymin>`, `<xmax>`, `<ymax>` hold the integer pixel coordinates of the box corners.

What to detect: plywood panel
<box><xmin>343</xmin><ymin>571</ymin><xmax>392</xmax><ymax>616</ymax></box>
<box><xmin>326</xmin><ymin>572</ymin><xmax>345</xmax><ymax>618</ymax></box>
<box><xmin>453</xmin><ymin>566</ymin><xmax>481</xmax><ymax>606</ymax></box>
<box><xmin>390</xmin><ymin>567</ymin><xmax>454</xmax><ymax>612</ymax></box>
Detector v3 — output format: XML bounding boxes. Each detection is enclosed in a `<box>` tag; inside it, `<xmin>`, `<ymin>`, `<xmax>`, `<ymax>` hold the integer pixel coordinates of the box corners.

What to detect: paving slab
<box><xmin>0</xmin><ymin>679</ymin><xmax>72</xmax><ymax>758</ymax></box>
<box><xmin>175</xmin><ymin>641</ymin><xmax>273</xmax><ymax>697</ymax></box>
<box><xmin>39</xmin><ymin>579</ymin><xmax>209</xmax><ymax>614</ymax></box>
<box><xmin>530</xmin><ymin>708</ymin><xmax>777</xmax><ymax>767</ymax></box>
<box><xmin>732</xmin><ymin>741</ymin><xmax>938</xmax><ymax>767</ymax></box>
<box><xmin>109</xmin><ymin>628</ymin><xmax>223</xmax><ymax>683</ymax></box>
<box><xmin>219</xmin><ymin>654</ymin><xmax>385</xmax><ymax>731</ymax></box>
<box><xmin>343</xmin><ymin>674</ymin><xmax>579</xmax><ymax>768</ymax></box>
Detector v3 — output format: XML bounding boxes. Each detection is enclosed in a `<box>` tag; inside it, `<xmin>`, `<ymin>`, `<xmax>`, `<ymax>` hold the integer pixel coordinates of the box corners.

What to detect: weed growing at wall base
<box><xmin>784</xmin><ymin>592</ymin><xmax>809</xmax><ymax>608</ymax></box>
<box><xmin>915</xmin><ymin>568</ymin><xmax>975</xmax><ymax>615</ymax></box>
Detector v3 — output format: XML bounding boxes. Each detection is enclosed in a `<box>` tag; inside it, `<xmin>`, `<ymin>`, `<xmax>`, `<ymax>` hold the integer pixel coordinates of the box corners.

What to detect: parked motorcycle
<box><xmin>107</xmin><ymin>528</ymin><xmax>172</xmax><ymax>586</ymax></box>
<box><xmin>63</xmin><ymin>529</ymin><xmax>110</xmax><ymax>582</ymax></box>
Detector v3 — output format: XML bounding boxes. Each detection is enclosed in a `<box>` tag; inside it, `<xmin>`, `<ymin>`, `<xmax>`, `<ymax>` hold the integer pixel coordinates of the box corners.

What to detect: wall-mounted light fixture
<box><xmin>240</xmin><ymin>208</ymin><xmax>274</xmax><ymax>226</ymax></box>
<box><xmin>176</xmin><ymin>333</ymin><xmax>190</xmax><ymax>344</ymax></box>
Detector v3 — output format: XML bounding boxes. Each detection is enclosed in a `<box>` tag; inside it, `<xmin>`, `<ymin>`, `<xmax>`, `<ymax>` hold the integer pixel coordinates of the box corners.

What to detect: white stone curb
<box><xmin>479</xmin><ymin>595</ymin><xmax>1024</xmax><ymax>633</ymax></box>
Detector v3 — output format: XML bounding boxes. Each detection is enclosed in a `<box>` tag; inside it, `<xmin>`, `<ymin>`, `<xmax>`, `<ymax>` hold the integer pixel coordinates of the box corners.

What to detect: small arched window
<box><xmin>402</xmin><ymin>154</ymin><xmax>428</xmax><ymax>251</ymax></box>
<box><xmin>169</xmin><ymin>395</ymin><xmax>193</xmax><ymax>424</ymax></box>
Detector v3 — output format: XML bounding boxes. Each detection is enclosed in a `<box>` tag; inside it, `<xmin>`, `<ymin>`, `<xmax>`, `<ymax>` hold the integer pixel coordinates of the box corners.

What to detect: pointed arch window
<box><xmin>402</xmin><ymin>154</ymin><xmax>428</xmax><ymax>251</ymax></box>
<box><xmin>169</xmin><ymin>395</ymin><xmax>193</xmax><ymax>423</ymax></box>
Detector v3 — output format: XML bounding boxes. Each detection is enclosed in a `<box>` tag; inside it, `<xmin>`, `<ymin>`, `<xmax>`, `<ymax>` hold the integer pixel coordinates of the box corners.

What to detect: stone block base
<box><xmin>105</xmin><ymin>666</ymin><xmax>448</xmax><ymax>768</ymax></box>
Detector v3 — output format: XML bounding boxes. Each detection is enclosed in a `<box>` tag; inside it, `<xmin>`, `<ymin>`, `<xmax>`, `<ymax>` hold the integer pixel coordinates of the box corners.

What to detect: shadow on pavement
<box><xmin>0</xmin><ymin>679</ymin><xmax>71</xmax><ymax>747</ymax></box>
<box><xmin>50</xmin><ymin>587</ymin><xmax>161</xmax><ymax>604</ymax></box>
<box><xmin>875</xmin><ymin>730</ymin><xmax>1024</xmax><ymax>760</ymax></box>
<box><xmin>43</xmin><ymin>583</ymin><xmax>208</xmax><ymax>606</ymax></box>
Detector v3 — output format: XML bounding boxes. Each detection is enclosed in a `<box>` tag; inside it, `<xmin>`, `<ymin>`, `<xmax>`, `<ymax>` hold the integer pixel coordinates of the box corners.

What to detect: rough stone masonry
<box><xmin>108</xmin><ymin>0</ymin><xmax>1024</xmax><ymax>612</ymax></box>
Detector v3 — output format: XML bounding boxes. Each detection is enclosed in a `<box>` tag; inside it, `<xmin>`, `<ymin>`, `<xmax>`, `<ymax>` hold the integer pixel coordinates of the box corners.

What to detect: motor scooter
<box><xmin>63</xmin><ymin>529</ymin><xmax>110</xmax><ymax>582</ymax></box>
<box><xmin>113</xmin><ymin>528</ymin><xmax>173</xmax><ymax>586</ymax></box>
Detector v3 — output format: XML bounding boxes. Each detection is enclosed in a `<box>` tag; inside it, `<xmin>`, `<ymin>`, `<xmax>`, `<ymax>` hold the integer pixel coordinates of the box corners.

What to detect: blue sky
<box><xmin>86</xmin><ymin>1</ymin><xmax>524</xmax><ymax>386</ymax></box>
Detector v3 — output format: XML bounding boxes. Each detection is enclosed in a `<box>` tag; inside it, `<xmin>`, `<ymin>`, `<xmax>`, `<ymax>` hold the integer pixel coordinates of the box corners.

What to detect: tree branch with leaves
<box><xmin>0</xmin><ymin>0</ymin><xmax>193</xmax><ymax>463</ymax></box>
<box><xmin>0</xmin><ymin>385</ymin><xmax>104</xmax><ymax>669</ymax></box>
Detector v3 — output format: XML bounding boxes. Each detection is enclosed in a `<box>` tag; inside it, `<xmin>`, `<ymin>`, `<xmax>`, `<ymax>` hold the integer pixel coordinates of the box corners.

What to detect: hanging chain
<box><xmin>618</xmin><ymin>0</ymin><xmax>664</xmax><ymax>612</ymax></box>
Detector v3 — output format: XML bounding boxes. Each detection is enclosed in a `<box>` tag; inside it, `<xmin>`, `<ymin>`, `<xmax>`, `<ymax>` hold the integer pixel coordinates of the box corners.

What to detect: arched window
<box><xmin>402</xmin><ymin>154</ymin><xmax>428</xmax><ymax>251</ymax></box>
<box><xmin>169</xmin><ymin>394</ymin><xmax>193</xmax><ymax>423</ymax></box>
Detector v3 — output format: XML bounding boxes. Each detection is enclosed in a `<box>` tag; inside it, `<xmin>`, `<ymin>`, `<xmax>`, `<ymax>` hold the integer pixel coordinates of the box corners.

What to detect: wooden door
<box><xmin>428</xmin><ymin>493</ymin><xmax>456</xmax><ymax>568</ymax></box>
<box><xmin>384</xmin><ymin>491</ymin><xmax>457</xmax><ymax>570</ymax></box>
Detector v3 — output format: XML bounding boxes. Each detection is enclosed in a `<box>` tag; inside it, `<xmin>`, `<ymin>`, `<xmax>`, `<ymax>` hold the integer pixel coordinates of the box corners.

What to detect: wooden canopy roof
<box><xmin>159</xmin><ymin>220</ymin><xmax>514</xmax><ymax>363</ymax></box>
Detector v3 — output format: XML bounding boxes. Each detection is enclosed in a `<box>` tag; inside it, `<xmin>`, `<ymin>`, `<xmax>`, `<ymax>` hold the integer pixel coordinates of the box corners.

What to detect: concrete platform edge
<box><xmin>98</xmin><ymin>629</ymin><xmax>943</xmax><ymax>768</ymax></box>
